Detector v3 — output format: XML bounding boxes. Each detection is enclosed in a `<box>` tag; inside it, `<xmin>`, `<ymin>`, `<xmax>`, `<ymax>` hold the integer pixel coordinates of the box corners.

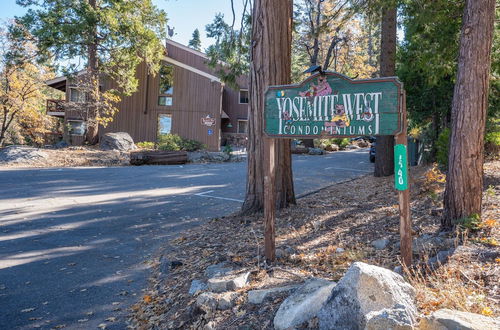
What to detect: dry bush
<box><xmin>405</xmin><ymin>251</ymin><xmax>496</xmax><ymax>317</ymax></box>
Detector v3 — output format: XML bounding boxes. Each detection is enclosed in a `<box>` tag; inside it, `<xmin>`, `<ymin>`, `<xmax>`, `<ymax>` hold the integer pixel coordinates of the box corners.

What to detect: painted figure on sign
<box><xmin>315</xmin><ymin>75</ymin><xmax>333</xmax><ymax>96</ymax></box>
<box><xmin>361</xmin><ymin>101</ymin><xmax>374</xmax><ymax>122</ymax></box>
<box><xmin>330</xmin><ymin>104</ymin><xmax>350</xmax><ymax>127</ymax></box>
<box><xmin>299</xmin><ymin>75</ymin><xmax>333</xmax><ymax>101</ymax></box>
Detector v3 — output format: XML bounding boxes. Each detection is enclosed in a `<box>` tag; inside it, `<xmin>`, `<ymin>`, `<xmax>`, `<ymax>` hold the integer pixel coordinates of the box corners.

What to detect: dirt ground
<box><xmin>129</xmin><ymin>161</ymin><xmax>499</xmax><ymax>329</ymax></box>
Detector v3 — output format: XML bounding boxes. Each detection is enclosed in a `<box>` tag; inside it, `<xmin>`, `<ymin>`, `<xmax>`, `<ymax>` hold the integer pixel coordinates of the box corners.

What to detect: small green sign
<box><xmin>264</xmin><ymin>72</ymin><xmax>403</xmax><ymax>138</ymax></box>
<box><xmin>394</xmin><ymin>144</ymin><xmax>408</xmax><ymax>191</ymax></box>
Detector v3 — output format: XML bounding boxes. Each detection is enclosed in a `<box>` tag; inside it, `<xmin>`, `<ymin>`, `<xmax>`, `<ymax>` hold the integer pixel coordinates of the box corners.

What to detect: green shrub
<box><xmin>136</xmin><ymin>141</ymin><xmax>155</xmax><ymax>149</ymax></box>
<box><xmin>157</xmin><ymin>134</ymin><xmax>204</xmax><ymax>152</ymax></box>
<box><xmin>485</xmin><ymin>131</ymin><xmax>500</xmax><ymax>146</ymax></box>
<box><xmin>330</xmin><ymin>138</ymin><xmax>350</xmax><ymax>149</ymax></box>
<box><xmin>455</xmin><ymin>213</ymin><xmax>481</xmax><ymax>231</ymax></box>
<box><xmin>158</xmin><ymin>134</ymin><xmax>182</xmax><ymax>151</ymax></box>
<box><xmin>435</xmin><ymin>128</ymin><xmax>450</xmax><ymax>169</ymax></box>
<box><xmin>181</xmin><ymin>139</ymin><xmax>205</xmax><ymax>152</ymax></box>
<box><xmin>223</xmin><ymin>144</ymin><xmax>233</xmax><ymax>155</ymax></box>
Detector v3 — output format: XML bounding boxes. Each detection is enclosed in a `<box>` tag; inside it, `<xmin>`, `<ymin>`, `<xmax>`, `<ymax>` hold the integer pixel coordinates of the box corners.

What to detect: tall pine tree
<box><xmin>188</xmin><ymin>28</ymin><xmax>202</xmax><ymax>51</ymax></box>
<box><xmin>443</xmin><ymin>0</ymin><xmax>496</xmax><ymax>228</ymax></box>
<box><xmin>15</xmin><ymin>0</ymin><xmax>167</xmax><ymax>143</ymax></box>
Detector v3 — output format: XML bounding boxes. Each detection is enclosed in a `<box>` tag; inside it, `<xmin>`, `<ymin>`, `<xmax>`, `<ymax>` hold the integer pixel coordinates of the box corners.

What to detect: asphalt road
<box><xmin>0</xmin><ymin>149</ymin><xmax>372</xmax><ymax>329</ymax></box>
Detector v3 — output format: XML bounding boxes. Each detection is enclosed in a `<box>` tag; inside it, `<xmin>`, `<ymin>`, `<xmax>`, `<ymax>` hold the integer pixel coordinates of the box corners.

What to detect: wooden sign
<box><xmin>262</xmin><ymin>72</ymin><xmax>412</xmax><ymax>268</ymax></box>
<box><xmin>201</xmin><ymin>115</ymin><xmax>216</xmax><ymax>127</ymax></box>
<box><xmin>264</xmin><ymin>72</ymin><xmax>403</xmax><ymax>138</ymax></box>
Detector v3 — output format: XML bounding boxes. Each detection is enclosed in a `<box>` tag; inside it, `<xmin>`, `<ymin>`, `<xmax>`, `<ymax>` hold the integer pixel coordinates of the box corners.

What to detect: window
<box><xmin>237</xmin><ymin>120</ymin><xmax>248</xmax><ymax>134</ymax></box>
<box><xmin>158</xmin><ymin>114</ymin><xmax>172</xmax><ymax>135</ymax></box>
<box><xmin>69</xmin><ymin>88</ymin><xmax>85</xmax><ymax>103</ymax></box>
<box><xmin>239</xmin><ymin>90</ymin><xmax>249</xmax><ymax>104</ymax></box>
<box><xmin>158</xmin><ymin>64</ymin><xmax>174</xmax><ymax>106</ymax></box>
<box><xmin>68</xmin><ymin>120</ymin><xmax>86</xmax><ymax>136</ymax></box>
<box><xmin>158</xmin><ymin>96</ymin><xmax>173</xmax><ymax>106</ymax></box>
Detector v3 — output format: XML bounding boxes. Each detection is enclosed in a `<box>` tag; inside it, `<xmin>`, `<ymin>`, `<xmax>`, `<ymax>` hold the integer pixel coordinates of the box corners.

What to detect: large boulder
<box><xmin>99</xmin><ymin>132</ymin><xmax>136</xmax><ymax>151</ymax></box>
<box><xmin>274</xmin><ymin>278</ymin><xmax>336</xmax><ymax>330</ymax></box>
<box><xmin>419</xmin><ymin>309</ymin><xmax>500</xmax><ymax>330</ymax></box>
<box><xmin>318</xmin><ymin>262</ymin><xmax>418</xmax><ymax>330</ymax></box>
<box><xmin>0</xmin><ymin>146</ymin><xmax>48</xmax><ymax>164</ymax></box>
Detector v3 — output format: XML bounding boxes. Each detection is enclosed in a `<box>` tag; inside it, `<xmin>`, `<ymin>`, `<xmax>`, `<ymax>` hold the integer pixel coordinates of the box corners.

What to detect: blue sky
<box><xmin>1</xmin><ymin>0</ymin><xmax>246</xmax><ymax>51</ymax></box>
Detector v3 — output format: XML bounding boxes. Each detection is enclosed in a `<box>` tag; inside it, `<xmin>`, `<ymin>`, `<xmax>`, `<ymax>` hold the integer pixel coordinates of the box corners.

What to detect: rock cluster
<box><xmin>0</xmin><ymin>146</ymin><xmax>49</xmax><ymax>164</ymax></box>
<box><xmin>189</xmin><ymin>260</ymin><xmax>499</xmax><ymax>329</ymax></box>
<box><xmin>193</xmin><ymin>262</ymin><xmax>251</xmax><ymax>312</ymax></box>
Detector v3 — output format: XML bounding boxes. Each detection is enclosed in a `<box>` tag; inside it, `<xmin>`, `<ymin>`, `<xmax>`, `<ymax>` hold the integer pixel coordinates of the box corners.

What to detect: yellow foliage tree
<box><xmin>0</xmin><ymin>26</ymin><xmax>55</xmax><ymax>147</ymax></box>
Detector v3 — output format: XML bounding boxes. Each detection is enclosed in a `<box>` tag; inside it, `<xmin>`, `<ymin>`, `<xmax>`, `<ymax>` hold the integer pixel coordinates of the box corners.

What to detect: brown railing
<box><xmin>46</xmin><ymin>99</ymin><xmax>66</xmax><ymax>114</ymax></box>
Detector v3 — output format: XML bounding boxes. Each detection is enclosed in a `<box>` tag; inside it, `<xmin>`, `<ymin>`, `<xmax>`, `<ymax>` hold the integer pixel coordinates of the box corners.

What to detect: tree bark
<box><xmin>241</xmin><ymin>0</ymin><xmax>296</xmax><ymax>214</ymax></box>
<box><xmin>85</xmin><ymin>0</ymin><xmax>99</xmax><ymax>145</ymax></box>
<box><xmin>374</xmin><ymin>6</ymin><xmax>396</xmax><ymax>177</ymax></box>
<box><xmin>442</xmin><ymin>0</ymin><xmax>495</xmax><ymax>228</ymax></box>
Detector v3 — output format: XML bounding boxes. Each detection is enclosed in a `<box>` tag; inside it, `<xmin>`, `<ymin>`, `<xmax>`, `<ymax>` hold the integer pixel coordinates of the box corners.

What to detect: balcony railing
<box><xmin>46</xmin><ymin>99</ymin><xmax>66</xmax><ymax>116</ymax></box>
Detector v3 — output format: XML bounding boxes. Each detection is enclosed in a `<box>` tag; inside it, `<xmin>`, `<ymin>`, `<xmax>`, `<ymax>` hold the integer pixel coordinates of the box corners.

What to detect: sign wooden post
<box><xmin>264</xmin><ymin>137</ymin><xmax>276</xmax><ymax>262</ymax></box>
<box><xmin>262</xmin><ymin>71</ymin><xmax>412</xmax><ymax>266</ymax></box>
<box><xmin>395</xmin><ymin>91</ymin><xmax>412</xmax><ymax>267</ymax></box>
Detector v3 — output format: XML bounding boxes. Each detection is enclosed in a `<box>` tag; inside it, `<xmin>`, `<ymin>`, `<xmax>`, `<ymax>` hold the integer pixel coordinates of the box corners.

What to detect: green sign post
<box><xmin>263</xmin><ymin>72</ymin><xmax>412</xmax><ymax>267</ymax></box>
<box><xmin>394</xmin><ymin>144</ymin><xmax>409</xmax><ymax>191</ymax></box>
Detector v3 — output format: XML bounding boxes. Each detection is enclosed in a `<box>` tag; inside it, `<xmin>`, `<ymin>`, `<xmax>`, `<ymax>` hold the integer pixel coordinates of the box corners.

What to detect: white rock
<box><xmin>274</xmin><ymin>278</ymin><xmax>336</xmax><ymax>330</ymax></box>
<box><xmin>188</xmin><ymin>280</ymin><xmax>207</xmax><ymax>295</ymax></box>
<box><xmin>365</xmin><ymin>306</ymin><xmax>415</xmax><ymax>330</ymax></box>
<box><xmin>371</xmin><ymin>238</ymin><xmax>390</xmax><ymax>250</ymax></box>
<box><xmin>196</xmin><ymin>292</ymin><xmax>217</xmax><ymax>313</ymax></box>
<box><xmin>247</xmin><ymin>285</ymin><xmax>299</xmax><ymax>304</ymax></box>
<box><xmin>207</xmin><ymin>272</ymin><xmax>250</xmax><ymax>293</ymax></box>
<box><xmin>217</xmin><ymin>292</ymin><xmax>239</xmax><ymax>310</ymax></box>
<box><xmin>419</xmin><ymin>309</ymin><xmax>500</xmax><ymax>330</ymax></box>
<box><xmin>318</xmin><ymin>262</ymin><xmax>417</xmax><ymax>329</ymax></box>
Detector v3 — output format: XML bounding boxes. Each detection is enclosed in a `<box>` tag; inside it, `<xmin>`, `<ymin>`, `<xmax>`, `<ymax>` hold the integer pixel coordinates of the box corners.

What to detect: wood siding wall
<box><xmin>57</xmin><ymin>41</ymin><xmax>248</xmax><ymax>150</ymax></box>
<box><xmin>222</xmin><ymin>86</ymin><xmax>249</xmax><ymax>133</ymax></box>
<box><xmin>101</xmin><ymin>60</ymin><xmax>223</xmax><ymax>151</ymax></box>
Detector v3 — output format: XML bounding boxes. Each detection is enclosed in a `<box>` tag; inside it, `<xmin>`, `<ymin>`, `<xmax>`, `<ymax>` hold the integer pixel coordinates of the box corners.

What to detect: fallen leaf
<box><xmin>97</xmin><ymin>323</ymin><xmax>107</xmax><ymax>329</ymax></box>
<box><xmin>143</xmin><ymin>295</ymin><xmax>152</xmax><ymax>303</ymax></box>
<box><xmin>77</xmin><ymin>319</ymin><xmax>88</xmax><ymax>323</ymax></box>
<box><xmin>105</xmin><ymin>317</ymin><xmax>117</xmax><ymax>322</ymax></box>
<box><xmin>481</xmin><ymin>307</ymin><xmax>493</xmax><ymax>316</ymax></box>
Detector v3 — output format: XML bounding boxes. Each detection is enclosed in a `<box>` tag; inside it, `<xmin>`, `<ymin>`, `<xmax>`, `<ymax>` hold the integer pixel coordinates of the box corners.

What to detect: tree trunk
<box><xmin>442</xmin><ymin>0</ymin><xmax>495</xmax><ymax>228</ymax></box>
<box><xmin>241</xmin><ymin>0</ymin><xmax>296</xmax><ymax>214</ymax></box>
<box><xmin>85</xmin><ymin>0</ymin><xmax>99</xmax><ymax>145</ymax></box>
<box><xmin>374</xmin><ymin>6</ymin><xmax>396</xmax><ymax>177</ymax></box>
